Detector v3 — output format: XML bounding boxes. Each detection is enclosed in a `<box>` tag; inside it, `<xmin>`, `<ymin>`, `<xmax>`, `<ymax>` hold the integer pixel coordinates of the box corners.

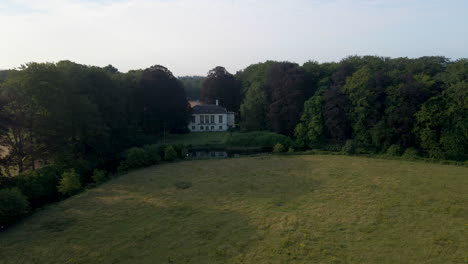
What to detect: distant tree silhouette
<box><xmin>202</xmin><ymin>66</ymin><xmax>241</xmax><ymax>111</ymax></box>
<box><xmin>264</xmin><ymin>62</ymin><xmax>306</xmax><ymax>135</ymax></box>
<box><xmin>135</xmin><ymin>65</ymin><xmax>189</xmax><ymax>134</ymax></box>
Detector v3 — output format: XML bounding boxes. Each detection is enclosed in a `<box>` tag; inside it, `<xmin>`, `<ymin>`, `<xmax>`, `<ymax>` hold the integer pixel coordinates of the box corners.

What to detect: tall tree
<box><xmin>341</xmin><ymin>67</ymin><xmax>387</xmax><ymax>148</ymax></box>
<box><xmin>265</xmin><ymin>62</ymin><xmax>307</xmax><ymax>135</ymax></box>
<box><xmin>202</xmin><ymin>66</ymin><xmax>241</xmax><ymax>111</ymax></box>
<box><xmin>294</xmin><ymin>93</ymin><xmax>325</xmax><ymax>147</ymax></box>
<box><xmin>179</xmin><ymin>76</ymin><xmax>205</xmax><ymax>101</ymax></box>
<box><xmin>240</xmin><ymin>84</ymin><xmax>270</xmax><ymax>131</ymax></box>
<box><xmin>135</xmin><ymin>65</ymin><xmax>189</xmax><ymax>134</ymax></box>
<box><xmin>322</xmin><ymin>87</ymin><xmax>352</xmax><ymax>143</ymax></box>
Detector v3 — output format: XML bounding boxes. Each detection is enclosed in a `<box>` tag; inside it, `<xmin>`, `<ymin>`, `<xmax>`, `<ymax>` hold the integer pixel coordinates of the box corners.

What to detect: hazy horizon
<box><xmin>1</xmin><ymin>0</ymin><xmax>467</xmax><ymax>76</ymax></box>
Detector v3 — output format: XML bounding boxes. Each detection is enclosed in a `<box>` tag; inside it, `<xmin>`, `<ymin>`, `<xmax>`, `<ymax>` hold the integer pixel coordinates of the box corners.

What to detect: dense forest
<box><xmin>0</xmin><ymin>62</ymin><xmax>189</xmax><ymax>177</ymax></box>
<box><xmin>235</xmin><ymin>56</ymin><xmax>468</xmax><ymax>161</ymax></box>
<box><xmin>0</xmin><ymin>55</ymin><xmax>467</xmax><ymax>228</ymax></box>
<box><xmin>1</xmin><ymin>56</ymin><xmax>467</xmax><ymax>179</ymax></box>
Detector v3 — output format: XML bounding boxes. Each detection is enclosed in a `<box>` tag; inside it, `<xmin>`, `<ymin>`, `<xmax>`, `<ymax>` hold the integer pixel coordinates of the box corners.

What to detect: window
<box><xmin>200</xmin><ymin>126</ymin><xmax>204</xmax><ymax>130</ymax></box>
<box><xmin>219</xmin><ymin>126</ymin><xmax>222</xmax><ymax>130</ymax></box>
<box><xmin>211</xmin><ymin>126</ymin><xmax>214</xmax><ymax>130</ymax></box>
<box><xmin>219</xmin><ymin>115</ymin><xmax>223</xmax><ymax>123</ymax></box>
<box><xmin>210</xmin><ymin>115</ymin><xmax>215</xmax><ymax>123</ymax></box>
<box><xmin>191</xmin><ymin>116</ymin><xmax>196</xmax><ymax>123</ymax></box>
<box><xmin>191</xmin><ymin>126</ymin><xmax>195</xmax><ymax>130</ymax></box>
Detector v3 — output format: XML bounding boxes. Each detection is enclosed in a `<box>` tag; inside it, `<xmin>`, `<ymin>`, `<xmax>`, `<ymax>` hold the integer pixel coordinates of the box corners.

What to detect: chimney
<box><xmin>216</xmin><ymin>99</ymin><xmax>219</xmax><ymax>106</ymax></box>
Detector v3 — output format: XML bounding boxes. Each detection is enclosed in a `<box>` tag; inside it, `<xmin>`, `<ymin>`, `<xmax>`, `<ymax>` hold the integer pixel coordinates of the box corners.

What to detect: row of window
<box><xmin>191</xmin><ymin>125</ymin><xmax>224</xmax><ymax>130</ymax></box>
<box><xmin>191</xmin><ymin>115</ymin><xmax>223</xmax><ymax>124</ymax></box>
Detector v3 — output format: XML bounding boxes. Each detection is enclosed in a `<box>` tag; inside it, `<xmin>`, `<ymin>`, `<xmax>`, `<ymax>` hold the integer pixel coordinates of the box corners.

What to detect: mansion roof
<box><xmin>192</xmin><ymin>104</ymin><xmax>228</xmax><ymax>115</ymax></box>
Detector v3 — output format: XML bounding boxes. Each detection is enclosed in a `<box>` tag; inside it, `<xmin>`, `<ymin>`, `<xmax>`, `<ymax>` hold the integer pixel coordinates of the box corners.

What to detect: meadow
<box><xmin>0</xmin><ymin>155</ymin><xmax>467</xmax><ymax>264</ymax></box>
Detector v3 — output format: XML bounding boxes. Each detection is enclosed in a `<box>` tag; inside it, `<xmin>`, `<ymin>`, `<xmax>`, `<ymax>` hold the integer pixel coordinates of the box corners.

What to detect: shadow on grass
<box><xmin>1</xmin><ymin>196</ymin><xmax>259</xmax><ymax>264</ymax></box>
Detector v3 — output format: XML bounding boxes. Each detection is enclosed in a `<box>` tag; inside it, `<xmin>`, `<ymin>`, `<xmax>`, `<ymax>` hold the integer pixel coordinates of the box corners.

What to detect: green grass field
<box><xmin>1</xmin><ymin>155</ymin><xmax>467</xmax><ymax>264</ymax></box>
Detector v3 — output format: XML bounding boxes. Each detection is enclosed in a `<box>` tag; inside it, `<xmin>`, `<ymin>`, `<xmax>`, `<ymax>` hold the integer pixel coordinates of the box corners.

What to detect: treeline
<box><xmin>178</xmin><ymin>76</ymin><xmax>205</xmax><ymax>100</ymax></box>
<box><xmin>227</xmin><ymin>56</ymin><xmax>466</xmax><ymax>161</ymax></box>
<box><xmin>0</xmin><ymin>61</ymin><xmax>189</xmax><ymax>177</ymax></box>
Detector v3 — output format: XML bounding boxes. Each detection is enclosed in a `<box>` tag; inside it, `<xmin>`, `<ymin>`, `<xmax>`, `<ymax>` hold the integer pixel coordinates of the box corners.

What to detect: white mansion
<box><xmin>188</xmin><ymin>101</ymin><xmax>235</xmax><ymax>132</ymax></box>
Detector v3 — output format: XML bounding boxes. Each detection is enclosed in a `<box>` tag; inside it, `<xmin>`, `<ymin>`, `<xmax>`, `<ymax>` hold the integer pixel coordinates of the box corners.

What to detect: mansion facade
<box><xmin>188</xmin><ymin>101</ymin><xmax>235</xmax><ymax>132</ymax></box>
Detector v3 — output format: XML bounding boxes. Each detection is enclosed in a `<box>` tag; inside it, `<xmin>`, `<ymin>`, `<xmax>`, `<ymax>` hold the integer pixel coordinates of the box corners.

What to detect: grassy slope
<box><xmin>1</xmin><ymin>155</ymin><xmax>467</xmax><ymax>264</ymax></box>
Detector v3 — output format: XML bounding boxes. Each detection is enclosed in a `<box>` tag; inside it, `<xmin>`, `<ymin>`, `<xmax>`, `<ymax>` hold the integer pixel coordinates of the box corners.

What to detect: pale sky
<box><xmin>1</xmin><ymin>0</ymin><xmax>467</xmax><ymax>76</ymax></box>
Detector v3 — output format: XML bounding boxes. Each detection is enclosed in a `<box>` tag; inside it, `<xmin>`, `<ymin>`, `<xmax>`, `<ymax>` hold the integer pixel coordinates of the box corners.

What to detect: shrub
<box><xmin>164</xmin><ymin>145</ymin><xmax>178</xmax><ymax>161</ymax></box>
<box><xmin>402</xmin><ymin>148</ymin><xmax>419</xmax><ymax>159</ymax></box>
<box><xmin>273</xmin><ymin>143</ymin><xmax>285</xmax><ymax>153</ymax></box>
<box><xmin>386</xmin><ymin>144</ymin><xmax>403</xmax><ymax>156</ymax></box>
<box><xmin>125</xmin><ymin>147</ymin><xmax>149</xmax><ymax>168</ymax></box>
<box><xmin>15</xmin><ymin>165</ymin><xmax>63</xmax><ymax>208</ymax></box>
<box><xmin>287</xmin><ymin>147</ymin><xmax>295</xmax><ymax>153</ymax></box>
<box><xmin>0</xmin><ymin>188</ymin><xmax>30</xmax><ymax>228</ymax></box>
<box><xmin>143</xmin><ymin>144</ymin><xmax>162</xmax><ymax>165</ymax></box>
<box><xmin>226</xmin><ymin>131</ymin><xmax>292</xmax><ymax>149</ymax></box>
<box><xmin>0</xmin><ymin>176</ymin><xmax>16</xmax><ymax>190</ymax></box>
<box><xmin>174</xmin><ymin>181</ymin><xmax>192</xmax><ymax>189</ymax></box>
<box><xmin>342</xmin><ymin>140</ymin><xmax>356</xmax><ymax>155</ymax></box>
<box><xmin>91</xmin><ymin>169</ymin><xmax>108</xmax><ymax>184</ymax></box>
<box><xmin>57</xmin><ymin>169</ymin><xmax>82</xmax><ymax>196</ymax></box>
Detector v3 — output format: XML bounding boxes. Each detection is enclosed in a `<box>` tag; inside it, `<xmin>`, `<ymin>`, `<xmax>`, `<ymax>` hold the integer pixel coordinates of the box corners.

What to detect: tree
<box><xmin>294</xmin><ymin>94</ymin><xmax>325</xmax><ymax>147</ymax></box>
<box><xmin>135</xmin><ymin>65</ymin><xmax>190</xmax><ymax>134</ymax></box>
<box><xmin>341</xmin><ymin>67</ymin><xmax>387</xmax><ymax>148</ymax></box>
<box><xmin>179</xmin><ymin>76</ymin><xmax>205</xmax><ymax>101</ymax></box>
<box><xmin>415</xmin><ymin>62</ymin><xmax>468</xmax><ymax>160</ymax></box>
<box><xmin>202</xmin><ymin>66</ymin><xmax>241</xmax><ymax>112</ymax></box>
<box><xmin>0</xmin><ymin>188</ymin><xmax>30</xmax><ymax>227</ymax></box>
<box><xmin>265</xmin><ymin>62</ymin><xmax>307</xmax><ymax>135</ymax></box>
<box><xmin>240</xmin><ymin>84</ymin><xmax>270</xmax><ymax>131</ymax></box>
<box><xmin>322</xmin><ymin>87</ymin><xmax>352</xmax><ymax>143</ymax></box>
<box><xmin>236</xmin><ymin>61</ymin><xmax>277</xmax><ymax>97</ymax></box>
<box><xmin>384</xmin><ymin>74</ymin><xmax>434</xmax><ymax>148</ymax></box>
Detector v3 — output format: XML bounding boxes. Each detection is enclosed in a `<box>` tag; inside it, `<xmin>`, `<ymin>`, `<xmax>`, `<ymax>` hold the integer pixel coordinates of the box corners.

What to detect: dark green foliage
<box><xmin>57</xmin><ymin>169</ymin><xmax>82</xmax><ymax>196</ymax></box>
<box><xmin>0</xmin><ymin>176</ymin><xmax>16</xmax><ymax>189</ymax></box>
<box><xmin>179</xmin><ymin>76</ymin><xmax>204</xmax><ymax>100</ymax></box>
<box><xmin>264</xmin><ymin>62</ymin><xmax>307</xmax><ymax>135</ymax></box>
<box><xmin>294</xmin><ymin>94</ymin><xmax>325</xmax><ymax>148</ymax></box>
<box><xmin>0</xmin><ymin>188</ymin><xmax>30</xmax><ymax>227</ymax></box>
<box><xmin>136</xmin><ymin>65</ymin><xmax>190</xmax><ymax>134</ymax></box>
<box><xmin>235</xmin><ymin>56</ymin><xmax>466</xmax><ymax>162</ymax></box>
<box><xmin>174</xmin><ymin>181</ymin><xmax>192</xmax><ymax>190</ymax></box>
<box><xmin>143</xmin><ymin>144</ymin><xmax>162</xmax><ymax>165</ymax></box>
<box><xmin>91</xmin><ymin>169</ymin><xmax>108</xmax><ymax>184</ymax></box>
<box><xmin>342</xmin><ymin>140</ymin><xmax>356</xmax><ymax>155</ymax></box>
<box><xmin>118</xmin><ymin>144</ymin><xmax>165</xmax><ymax>172</ymax></box>
<box><xmin>123</xmin><ymin>148</ymin><xmax>149</xmax><ymax>169</ymax></box>
<box><xmin>164</xmin><ymin>145</ymin><xmax>178</xmax><ymax>161</ymax></box>
<box><xmin>273</xmin><ymin>143</ymin><xmax>285</xmax><ymax>153</ymax></box>
<box><xmin>226</xmin><ymin>131</ymin><xmax>292</xmax><ymax>149</ymax></box>
<box><xmin>240</xmin><ymin>84</ymin><xmax>270</xmax><ymax>131</ymax></box>
<box><xmin>15</xmin><ymin>165</ymin><xmax>63</xmax><ymax>208</ymax></box>
<box><xmin>386</xmin><ymin>144</ymin><xmax>403</xmax><ymax>156</ymax></box>
<box><xmin>202</xmin><ymin>66</ymin><xmax>241</xmax><ymax>112</ymax></box>
<box><xmin>402</xmin><ymin>148</ymin><xmax>420</xmax><ymax>159</ymax></box>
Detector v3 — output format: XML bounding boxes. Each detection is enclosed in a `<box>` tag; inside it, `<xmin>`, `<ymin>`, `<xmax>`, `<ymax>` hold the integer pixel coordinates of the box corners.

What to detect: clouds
<box><xmin>0</xmin><ymin>0</ymin><xmax>467</xmax><ymax>75</ymax></box>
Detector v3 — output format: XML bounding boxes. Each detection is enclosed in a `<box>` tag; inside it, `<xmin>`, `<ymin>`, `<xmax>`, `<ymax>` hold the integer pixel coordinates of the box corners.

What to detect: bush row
<box><xmin>0</xmin><ymin>143</ymin><xmax>187</xmax><ymax>229</ymax></box>
<box><xmin>227</xmin><ymin>131</ymin><xmax>293</xmax><ymax>149</ymax></box>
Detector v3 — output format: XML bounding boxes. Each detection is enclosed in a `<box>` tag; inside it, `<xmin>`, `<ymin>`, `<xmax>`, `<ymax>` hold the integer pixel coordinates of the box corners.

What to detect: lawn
<box><xmin>1</xmin><ymin>155</ymin><xmax>467</xmax><ymax>263</ymax></box>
